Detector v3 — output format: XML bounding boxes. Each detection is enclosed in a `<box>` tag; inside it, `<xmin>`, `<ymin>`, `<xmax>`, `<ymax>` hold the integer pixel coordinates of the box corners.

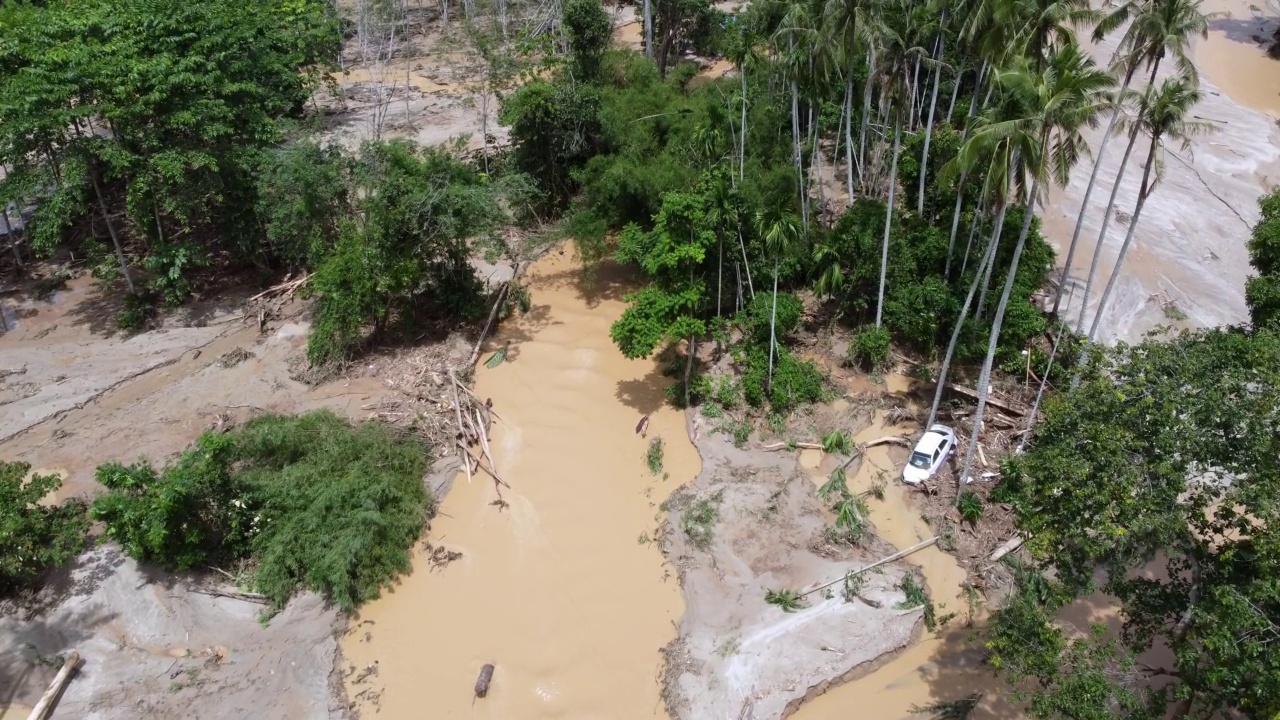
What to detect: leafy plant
<box><xmin>0</xmin><ymin>463</ymin><xmax>90</xmax><ymax>593</ymax></box>
<box><xmin>822</xmin><ymin>429</ymin><xmax>853</xmax><ymax>455</ymax></box>
<box><xmin>957</xmin><ymin>490</ymin><xmax>984</xmax><ymax>526</ymax></box>
<box><xmin>818</xmin><ymin>467</ymin><xmax>848</xmax><ymax>502</ymax></box>
<box><xmin>846</xmin><ymin>326</ymin><xmax>892</xmax><ymax>370</ymax></box>
<box><xmin>646</xmin><ymin>436</ymin><xmax>665</xmax><ymax>475</ymax></box>
<box><xmin>92</xmin><ymin>411</ymin><xmax>431</xmax><ymax>612</ymax></box>
<box><xmin>765</xmin><ymin>588</ymin><xmax>807</xmax><ymax>612</ymax></box>
<box><xmin>897</xmin><ymin>572</ymin><xmax>938</xmax><ymax>631</ymax></box>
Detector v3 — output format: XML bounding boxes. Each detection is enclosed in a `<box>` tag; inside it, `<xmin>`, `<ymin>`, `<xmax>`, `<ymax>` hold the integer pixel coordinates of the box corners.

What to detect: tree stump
<box><xmin>474</xmin><ymin>663</ymin><xmax>495</xmax><ymax>698</ymax></box>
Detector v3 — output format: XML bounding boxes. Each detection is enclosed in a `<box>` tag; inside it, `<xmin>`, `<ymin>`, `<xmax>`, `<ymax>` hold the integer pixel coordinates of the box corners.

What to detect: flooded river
<box><xmin>342</xmin><ymin>248</ymin><xmax>700</xmax><ymax>717</ymax></box>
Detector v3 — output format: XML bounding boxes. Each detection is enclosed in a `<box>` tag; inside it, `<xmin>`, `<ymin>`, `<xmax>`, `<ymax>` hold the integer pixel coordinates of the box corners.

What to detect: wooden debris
<box><xmin>798</xmin><ymin>537</ymin><xmax>939</xmax><ymax>598</ymax></box>
<box><xmin>989</xmin><ymin>534</ymin><xmax>1027</xmax><ymax>563</ymax></box>
<box><xmin>248</xmin><ymin>273</ymin><xmax>310</xmax><ymax>302</ymax></box>
<box><xmin>944</xmin><ymin>383</ymin><xmax>1025</xmax><ymax>417</ymax></box>
<box><xmin>27</xmin><ymin>651</ymin><xmax>80</xmax><ymax>720</ymax></box>
<box><xmin>635</xmin><ymin>414</ymin><xmax>651</xmax><ymax>438</ymax></box>
<box><xmin>761</xmin><ymin>442</ymin><xmax>824</xmax><ymax>451</ymax></box>
<box><xmin>863</xmin><ymin>435</ymin><xmax>910</xmax><ymax>449</ymax></box>
<box><xmin>474</xmin><ymin>663</ymin><xmax>495</xmax><ymax>698</ymax></box>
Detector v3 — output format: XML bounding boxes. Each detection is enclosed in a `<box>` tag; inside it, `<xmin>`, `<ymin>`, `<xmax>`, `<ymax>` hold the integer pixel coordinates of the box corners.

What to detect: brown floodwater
<box><xmin>341</xmin><ymin>247</ymin><xmax>700</xmax><ymax>718</ymax></box>
<box><xmin>1197</xmin><ymin>0</ymin><xmax>1280</xmax><ymax>116</ymax></box>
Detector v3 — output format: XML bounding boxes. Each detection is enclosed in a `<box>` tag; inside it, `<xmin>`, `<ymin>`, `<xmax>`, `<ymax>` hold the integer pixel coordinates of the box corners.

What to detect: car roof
<box><xmin>915</xmin><ymin>426</ymin><xmax>953</xmax><ymax>453</ymax></box>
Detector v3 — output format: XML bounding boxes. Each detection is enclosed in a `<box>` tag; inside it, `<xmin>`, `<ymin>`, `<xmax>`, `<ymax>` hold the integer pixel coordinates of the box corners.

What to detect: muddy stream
<box><xmin>342</xmin><ymin>247</ymin><xmax>1017</xmax><ymax>718</ymax></box>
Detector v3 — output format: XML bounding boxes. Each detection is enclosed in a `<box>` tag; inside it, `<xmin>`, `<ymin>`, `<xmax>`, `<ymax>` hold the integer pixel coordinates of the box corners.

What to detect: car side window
<box><xmin>932</xmin><ymin>449</ymin><xmax>940</xmax><ymax>463</ymax></box>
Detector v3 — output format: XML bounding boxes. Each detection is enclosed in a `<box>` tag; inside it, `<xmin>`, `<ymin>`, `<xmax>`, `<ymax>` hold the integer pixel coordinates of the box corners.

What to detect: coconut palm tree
<box><xmin>760</xmin><ymin>210</ymin><xmax>803</xmax><ymax>390</ymax></box>
<box><xmin>774</xmin><ymin>4</ymin><xmax>820</xmax><ymax>233</ymax></box>
<box><xmin>954</xmin><ymin>43</ymin><xmax>1112</xmax><ymax>495</ymax></box>
<box><xmin>823</xmin><ymin>0</ymin><xmax>887</xmax><ymax>204</ymax></box>
<box><xmin>1054</xmin><ymin>0</ymin><xmax>1213</xmax><ymax>320</ymax></box>
<box><xmin>1086</xmin><ymin>74</ymin><xmax>1210</xmax><ymax>340</ymax></box>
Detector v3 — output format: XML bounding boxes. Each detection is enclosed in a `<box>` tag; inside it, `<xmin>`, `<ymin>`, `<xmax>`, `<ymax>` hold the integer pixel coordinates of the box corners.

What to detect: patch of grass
<box><xmin>91</xmin><ymin>411</ymin><xmax>431</xmax><ymax>613</ymax></box>
<box><xmin>897</xmin><ymin>572</ymin><xmax>938</xmax><ymax>631</ymax></box>
<box><xmin>765</xmin><ymin>588</ymin><xmax>807</xmax><ymax>612</ymax></box>
<box><xmin>681</xmin><ymin>491</ymin><xmax>722</xmax><ymax>550</ymax></box>
<box><xmin>958</xmin><ymin>490</ymin><xmax>984</xmax><ymax>526</ymax></box>
<box><xmin>716</xmin><ymin>636</ymin><xmax>741</xmax><ymax>657</ymax></box>
<box><xmin>766</xmin><ymin>412</ymin><xmax>786</xmax><ymax>436</ymax></box>
<box><xmin>117</xmin><ymin>292</ymin><xmax>157</xmax><ymax>332</ymax></box>
<box><xmin>645</xmin><ymin>436</ymin><xmax>665</xmax><ymax>475</ymax></box>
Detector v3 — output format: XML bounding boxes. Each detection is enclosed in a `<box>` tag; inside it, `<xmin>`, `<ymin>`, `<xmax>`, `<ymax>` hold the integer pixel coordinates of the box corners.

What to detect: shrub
<box><xmin>741</xmin><ymin>346</ymin><xmax>825</xmax><ymax>412</ymax></box>
<box><xmin>958</xmin><ymin>490</ymin><xmax>984</xmax><ymax>526</ymax></box>
<box><xmin>91</xmin><ymin>411</ymin><xmax>431</xmax><ymax>612</ymax></box>
<box><xmin>0</xmin><ymin>462</ymin><xmax>90</xmax><ymax>593</ymax></box>
<box><xmin>847</xmin><ymin>326</ymin><xmax>892</xmax><ymax>370</ymax></box>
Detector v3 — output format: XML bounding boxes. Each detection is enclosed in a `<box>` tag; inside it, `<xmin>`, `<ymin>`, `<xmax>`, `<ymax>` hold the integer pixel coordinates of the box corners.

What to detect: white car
<box><xmin>902</xmin><ymin>425</ymin><xmax>957</xmax><ymax>485</ymax></box>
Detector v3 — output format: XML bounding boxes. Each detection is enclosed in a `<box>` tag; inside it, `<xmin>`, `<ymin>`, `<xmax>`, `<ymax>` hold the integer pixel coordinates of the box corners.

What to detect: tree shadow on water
<box><xmin>615</xmin><ymin>360</ymin><xmax>675</xmax><ymax>417</ymax></box>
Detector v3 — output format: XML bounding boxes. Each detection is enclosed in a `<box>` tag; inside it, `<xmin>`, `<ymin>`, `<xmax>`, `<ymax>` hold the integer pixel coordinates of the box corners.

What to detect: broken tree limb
<box><xmin>474</xmin><ymin>407</ymin><xmax>500</xmax><ymax>479</ymax></box>
<box><xmin>449</xmin><ymin>370</ymin><xmax>504</xmax><ymax>423</ymax></box>
<box><xmin>463</xmin><ymin>447</ymin><xmax>509</xmax><ymax>488</ymax></box>
<box><xmin>988</xmin><ymin>534</ymin><xmax>1027</xmax><ymax>562</ymax></box>
<box><xmin>761</xmin><ymin>442</ymin><xmax>824</xmax><ymax>451</ymax></box>
<box><xmin>27</xmin><ymin>651</ymin><xmax>80</xmax><ymax>720</ymax></box>
<box><xmin>944</xmin><ymin>383</ymin><xmax>1025</xmax><ymax>417</ymax></box>
<box><xmin>247</xmin><ymin>273</ymin><xmax>310</xmax><ymax>302</ymax></box>
<box><xmin>466</xmin><ymin>262</ymin><xmax>525</xmax><ymax>368</ymax></box>
<box><xmin>457</xmin><ymin>440</ymin><xmax>474</xmax><ymax>485</ymax></box>
<box><xmin>864</xmin><ymin>436</ymin><xmax>910</xmax><ymax>449</ymax></box>
<box><xmin>798</xmin><ymin>537</ymin><xmax>938</xmax><ymax>598</ymax></box>
<box><xmin>190</xmin><ymin>588</ymin><xmax>270</xmax><ymax>604</ymax></box>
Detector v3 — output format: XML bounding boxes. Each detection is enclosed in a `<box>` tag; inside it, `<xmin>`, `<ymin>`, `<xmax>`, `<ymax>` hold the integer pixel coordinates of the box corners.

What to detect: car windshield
<box><xmin>908</xmin><ymin>452</ymin><xmax>932</xmax><ymax>469</ymax></box>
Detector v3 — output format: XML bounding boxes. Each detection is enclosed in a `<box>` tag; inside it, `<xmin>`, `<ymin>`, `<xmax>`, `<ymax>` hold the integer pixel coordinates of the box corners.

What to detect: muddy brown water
<box><xmin>1198</xmin><ymin>0</ymin><xmax>1280</xmax><ymax>117</ymax></box>
<box><xmin>342</xmin><ymin>247</ymin><xmax>699</xmax><ymax>717</ymax></box>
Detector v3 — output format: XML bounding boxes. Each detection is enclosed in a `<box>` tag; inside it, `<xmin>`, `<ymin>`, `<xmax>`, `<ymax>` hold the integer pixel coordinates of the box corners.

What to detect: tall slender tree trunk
<box><xmin>717</xmin><ymin>234</ymin><xmax>724</xmax><ymax>316</ymax></box>
<box><xmin>740</xmin><ymin>67</ymin><xmax>748</xmax><ymax>182</ymax></box>
<box><xmin>945</xmin><ymin>63</ymin><xmax>963</xmax><ymax>123</ymax></box>
<box><xmin>89</xmin><ymin>165</ymin><xmax>136</xmax><ymax>294</ymax></box>
<box><xmin>1019</xmin><ymin>319</ymin><xmax>1067</xmax><ymax>451</ymax></box>
<box><xmin>768</xmin><ymin>258</ymin><xmax>780</xmax><ymax>390</ymax></box>
<box><xmin>958</xmin><ymin>173</ymin><xmax>1040</xmax><ymax>494</ymax></box>
<box><xmin>944</xmin><ymin>80</ymin><xmax>987</xmax><ymax>277</ymax></box>
<box><xmin>927</xmin><ymin>201</ymin><xmax>1007</xmax><ymax>427</ymax></box>
<box><xmin>683</xmin><ymin>334</ymin><xmax>697</xmax><ymax>406</ymax></box>
<box><xmin>1051</xmin><ymin>68</ymin><xmax>1137</xmax><ymax>318</ymax></box>
<box><xmin>2</xmin><ymin>205</ymin><xmax>21</xmax><ymax>268</ymax></box>
<box><xmin>791</xmin><ymin>76</ymin><xmax>808</xmax><ymax>233</ymax></box>
<box><xmin>875</xmin><ymin>121</ymin><xmax>902</xmax><ymax>329</ymax></box>
<box><xmin>738</xmin><ymin>228</ymin><xmax>755</xmax><ymax>298</ymax></box>
<box><xmin>858</xmin><ymin>49</ymin><xmax>875</xmax><ymax>189</ymax></box>
<box><xmin>844</xmin><ymin>75</ymin><xmax>856</xmax><ymax>206</ymax></box>
<box><xmin>917</xmin><ymin>31</ymin><xmax>945</xmax><ymax>216</ymax></box>
<box><xmin>909</xmin><ymin>56</ymin><xmax>922</xmax><ymax>131</ymax></box>
<box><xmin>1076</xmin><ymin>116</ymin><xmax>1143</xmax><ymax>333</ymax></box>
<box><xmin>1087</xmin><ymin>134</ymin><xmax>1159</xmax><ymax>341</ymax></box>
<box><xmin>643</xmin><ymin>0</ymin><xmax>653</xmax><ymax>59</ymax></box>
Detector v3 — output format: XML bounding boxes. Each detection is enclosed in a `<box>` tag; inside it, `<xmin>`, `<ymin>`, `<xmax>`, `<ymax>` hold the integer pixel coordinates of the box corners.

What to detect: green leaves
<box><xmin>0</xmin><ymin>462</ymin><xmax>90</xmax><ymax>594</ymax></box>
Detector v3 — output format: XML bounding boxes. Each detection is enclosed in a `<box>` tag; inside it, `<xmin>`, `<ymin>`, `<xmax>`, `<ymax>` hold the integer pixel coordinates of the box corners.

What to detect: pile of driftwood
<box><xmin>244</xmin><ymin>273</ymin><xmax>310</xmax><ymax>333</ymax></box>
<box><xmin>448</xmin><ymin>369</ymin><xmax>509</xmax><ymax>501</ymax></box>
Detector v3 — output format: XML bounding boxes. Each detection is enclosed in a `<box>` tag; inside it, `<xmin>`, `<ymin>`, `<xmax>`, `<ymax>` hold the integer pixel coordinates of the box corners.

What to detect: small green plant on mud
<box><xmin>842</xmin><ymin>570</ymin><xmax>867</xmax><ymax>602</ymax></box>
<box><xmin>818</xmin><ymin>467</ymin><xmax>848</xmax><ymax>502</ymax></box>
<box><xmin>822</xmin><ymin>429</ymin><xmax>853</xmax><ymax>455</ymax></box>
<box><xmin>897</xmin><ymin>572</ymin><xmax>938</xmax><ymax>631</ymax></box>
<box><xmin>765</xmin><ymin>588</ymin><xmax>807</xmax><ymax>612</ymax></box>
<box><xmin>681</xmin><ymin>492</ymin><xmax>722</xmax><ymax>550</ymax></box>
<box><xmin>832</xmin><ymin>495</ymin><xmax>868</xmax><ymax>545</ymax></box>
<box><xmin>645</xmin><ymin>436</ymin><xmax>664</xmax><ymax>475</ymax></box>
<box><xmin>868</xmin><ymin>480</ymin><xmax>886</xmax><ymax>501</ymax></box>
<box><xmin>957</xmin><ymin>490</ymin><xmax>984</xmax><ymax>526</ymax></box>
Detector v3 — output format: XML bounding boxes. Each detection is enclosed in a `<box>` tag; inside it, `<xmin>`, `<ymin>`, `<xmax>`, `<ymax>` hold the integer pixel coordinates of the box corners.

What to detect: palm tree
<box><xmin>760</xmin><ymin>210</ymin><xmax>803</xmax><ymax>391</ymax></box>
<box><xmin>824</xmin><ymin>0</ymin><xmax>886</xmax><ymax>204</ymax></box>
<box><xmin>1053</xmin><ymin>0</ymin><xmax>1213</xmax><ymax>320</ymax></box>
<box><xmin>775</xmin><ymin>5</ymin><xmax>819</xmax><ymax>233</ymax></box>
<box><xmin>727</xmin><ymin>21</ymin><xmax>759</xmax><ymax>184</ymax></box>
<box><xmin>954</xmin><ymin>44</ymin><xmax>1112</xmax><ymax>494</ymax></box>
<box><xmin>1085</xmin><ymin>75</ymin><xmax>1209</xmax><ymax>340</ymax></box>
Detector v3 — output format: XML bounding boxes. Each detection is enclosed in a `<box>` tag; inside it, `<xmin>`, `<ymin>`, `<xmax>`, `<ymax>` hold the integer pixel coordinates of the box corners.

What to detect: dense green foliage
<box><xmin>0</xmin><ymin>0</ymin><xmax>339</xmax><ymax>290</ymax></box>
<box><xmin>995</xmin><ymin>327</ymin><xmax>1280</xmax><ymax>718</ymax></box>
<box><xmin>1247</xmin><ymin>189</ymin><xmax>1280</xmax><ymax>331</ymax></box>
<box><xmin>91</xmin><ymin>412</ymin><xmax>431</xmax><ymax>612</ymax></box>
<box><xmin>0</xmin><ymin>462</ymin><xmax>90</xmax><ymax>593</ymax></box>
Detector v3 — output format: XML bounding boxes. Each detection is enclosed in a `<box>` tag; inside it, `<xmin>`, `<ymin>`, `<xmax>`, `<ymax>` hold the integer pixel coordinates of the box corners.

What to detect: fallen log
<box><xmin>474</xmin><ymin>663</ymin><xmax>495</xmax><ymax>698</ymax></box>
<box><xmin>761</xmin><ymin>442</ymin><xmax>824</xmax><ymax>451</ymax></box>
<box><xmin>247</xmin><ymin>273</ymin><xmax>310</xmax><ymax>302</ymax></box>
<box><xmin>944</xmin><ymin>383</ymin><xmax>1025</xmax><ymax>417</ymax></box>
<box><xmin>463</xmin><ymin>447</ymin><xmax>509</xmax><ymax>489</ymax></box>
<box><xmin>27</xmin><ymin>651</ymin><xmax>80</xmax><ymax>720</ymax></box>
<box><xmin>989</xmin><ymin>534</ymin><xmax>1027</xmax><ymax>562</ymax></box>
<box><xmin>798</xmin><ymin>537</ymin><xmax>938</xmax><ymax>598</ymax></box>
<box><xmin>864</xmin><ymin>436</ymin><xmax>910</xmax><ymax>449</ymax></box>
<box><xmin>190</xmin><ymin>588</ymin><xmax>270</xmax><ymax>604</ymax></box>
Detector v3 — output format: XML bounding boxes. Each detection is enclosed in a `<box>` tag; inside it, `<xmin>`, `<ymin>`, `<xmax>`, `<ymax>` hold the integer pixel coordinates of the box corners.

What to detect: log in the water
<box><xmin>27</xmin><ymin>651</ymin><xmax>80</xmax><ymax>720</ymax></box>
<box><xmin>474</xmin><ymin>663</ymin><xmax>495</xmax><ymax>698</ymax></box>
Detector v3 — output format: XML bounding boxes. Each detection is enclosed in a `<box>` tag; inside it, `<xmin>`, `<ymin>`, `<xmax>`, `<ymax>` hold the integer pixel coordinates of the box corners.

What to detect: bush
<box><xmin>0</xmin><ymin>462</ymin><xmax>90</xmax><ymax>593</ymax></box>
<box><xmin>847</xmin><ymin>326</ymin><xmax>892</xmax><ymax>370</ymax></box>
<box><xmin>741</xmin><ymin>345</ymin><xmax>825</xmax><ymax>413</ymax></box>
<box><xmin>91</xmin><ymin>411</ymin><xmax>431</xmax><ymax>612</ymax></box>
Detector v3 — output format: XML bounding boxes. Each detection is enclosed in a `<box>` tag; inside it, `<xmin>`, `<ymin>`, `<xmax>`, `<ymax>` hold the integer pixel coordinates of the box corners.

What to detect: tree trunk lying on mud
<box><xmin>798</xmin><ymin>537</ymin><xmax>939</xmax><ymax>598</ymax></box>
<box><xmin>28</xmin><ymin>651</ymin><xmax>80</xmax><ymax>720</ymax></box>
<box><xmin>943</xmin><ymin>383</ymin><xmax>1025</xmax><ymax>417</ymax></box>
<box><xmin>988</xmin><ymin>534</ymin><xmax>1026</xmax><ymax>563</ymax></box>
